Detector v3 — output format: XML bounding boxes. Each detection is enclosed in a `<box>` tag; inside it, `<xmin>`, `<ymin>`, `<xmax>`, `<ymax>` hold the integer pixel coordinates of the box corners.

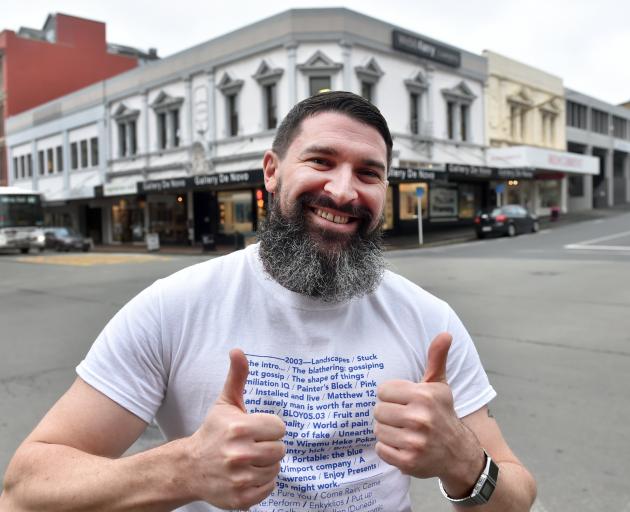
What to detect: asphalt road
<box><xmin>1</xmin><ymin>211</ymin><xmax>629</xmax><ymax>511</ymax></box>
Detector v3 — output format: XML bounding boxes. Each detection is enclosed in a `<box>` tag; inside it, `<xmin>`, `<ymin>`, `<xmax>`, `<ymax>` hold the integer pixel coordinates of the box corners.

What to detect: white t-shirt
<box><xmin>77</xmin><ymin>243</ymin><xmax>496</xmax><ymax>512</ymax></box>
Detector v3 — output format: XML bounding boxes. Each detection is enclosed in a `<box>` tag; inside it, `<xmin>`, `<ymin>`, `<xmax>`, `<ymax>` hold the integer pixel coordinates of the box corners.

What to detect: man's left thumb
<box><xmin>421</xmin><ymin>333</ymin><xmax>452</xmax><ymax>384</ymax></box>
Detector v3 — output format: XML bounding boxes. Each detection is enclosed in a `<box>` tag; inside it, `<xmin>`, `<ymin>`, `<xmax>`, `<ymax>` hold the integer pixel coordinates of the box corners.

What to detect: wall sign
<box><xmin>392</xmin><ymin>30</ymin><xmax>461</xmax><ymax>68</ymax></box>
<box><xmin>138</xmin><ymin>170</ymin><xmax>263</xmax><ymax>193</ymax></box>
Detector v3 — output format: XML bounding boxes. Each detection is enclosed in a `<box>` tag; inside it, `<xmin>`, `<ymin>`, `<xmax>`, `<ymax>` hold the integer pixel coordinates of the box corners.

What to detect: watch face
<box><xmin>480</xmin><ymin>483</ymin><xmax>494</xmax><ymax>501</ymax></box>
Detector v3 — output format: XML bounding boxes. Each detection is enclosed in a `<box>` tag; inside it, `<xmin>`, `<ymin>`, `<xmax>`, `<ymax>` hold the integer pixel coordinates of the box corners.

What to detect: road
<box><xmin>1</xmin><ymin>211</ymin><xmax>629</xmax><ymax>511</ymax></box>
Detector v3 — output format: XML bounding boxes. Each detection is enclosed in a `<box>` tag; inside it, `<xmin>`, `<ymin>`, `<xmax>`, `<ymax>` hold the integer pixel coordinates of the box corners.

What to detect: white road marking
<box><xmin>564</xmin><ymin>229</ymin><xmax>630</xmax><ymax>252</ymax></box>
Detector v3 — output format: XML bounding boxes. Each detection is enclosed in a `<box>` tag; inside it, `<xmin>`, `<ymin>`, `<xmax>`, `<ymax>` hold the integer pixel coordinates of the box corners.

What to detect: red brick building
<box><xmin>0</xmin><ymin>13</ymin><xmax>158</xmax><ymax>184</ymax></box>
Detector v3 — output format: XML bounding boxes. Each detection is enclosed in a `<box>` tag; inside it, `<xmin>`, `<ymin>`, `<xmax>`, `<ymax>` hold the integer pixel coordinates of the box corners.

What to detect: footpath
<box><xmin>93</xmin><ymin>205</ymin><xmax>630</xmax><ymax>256</ymax></box>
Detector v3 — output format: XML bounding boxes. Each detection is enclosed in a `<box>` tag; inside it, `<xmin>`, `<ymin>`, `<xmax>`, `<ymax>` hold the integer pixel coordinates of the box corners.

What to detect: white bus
<box><xmin>0</xmin><ymin>187</ymin><xmax>46</xmax><ymax>253</ymax></box>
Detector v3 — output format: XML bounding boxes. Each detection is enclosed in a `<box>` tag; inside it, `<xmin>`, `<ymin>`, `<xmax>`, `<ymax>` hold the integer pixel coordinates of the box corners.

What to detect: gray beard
<box><xmin>257</xmin><ymin>193</ymin><xmax>386</xmax><ymax>303</ymax></box>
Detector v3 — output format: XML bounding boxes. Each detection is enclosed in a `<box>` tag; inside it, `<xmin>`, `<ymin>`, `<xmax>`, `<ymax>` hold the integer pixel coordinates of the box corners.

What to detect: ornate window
<box><xmin>442</xmin><ymin>82</ymin><xmax>477</xmax><ymax>142</ymax></box>
<box><xmin>355</xmin><ymin>58</ymin><xmax>384</xmax><ymax>103</ymax></box>
<box><xmin>507</xmin><ymin>88</ymin><xmax>533</xmax><ymax>143</ymax></box>
<box><xmin>113</xmin><ymin>104</ymin><xmax>140</xmax><ymax>157</ymax></box>
<box><xmin>253</xmin><ymin>61</ymin><xmax>284</xmax><ymax>130</ymax></box>
<box><xmin>405</xmin><ymin>72</ymin><xmax>429</xmax><ymax>135</ymax></box>
<box><xmin>298</xmin><ymin>51</ymin><xmax>342</xmax><ymax>96</ymax></box>
<box><xmin>217</xmin><ymin>73</ymin><xmax>244</xmax><ymax>137</ymax></box>
<box><xmin>151</xmin><ymin>92</ymin><xmax>184</xmax><ymax>149</ymax></box>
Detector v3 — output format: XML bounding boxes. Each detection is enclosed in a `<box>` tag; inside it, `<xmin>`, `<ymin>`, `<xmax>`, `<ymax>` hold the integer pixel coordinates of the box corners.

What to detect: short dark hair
<box><xmin>271</xmin><ymin>91</ymin><xmax>393</xmax><ymax>170</ymax></box>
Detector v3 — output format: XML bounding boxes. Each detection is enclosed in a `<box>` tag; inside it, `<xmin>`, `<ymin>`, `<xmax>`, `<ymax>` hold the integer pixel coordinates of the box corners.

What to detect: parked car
<box><xmin>44</xmin><ymin>227</ymin><xmax>92</xmax><ymax>251</ymax></box>
<box><xmin>474</xmin><ymin>205</ymin><xmax>539</xmax><ymax>239</ymax></box>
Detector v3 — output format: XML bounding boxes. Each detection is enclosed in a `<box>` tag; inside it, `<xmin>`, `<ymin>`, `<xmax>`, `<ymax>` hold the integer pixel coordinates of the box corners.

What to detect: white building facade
<box><xmin>7</xmin><ymin>8</ymin><xmax>498</xmax><ymax>244</ymax></box>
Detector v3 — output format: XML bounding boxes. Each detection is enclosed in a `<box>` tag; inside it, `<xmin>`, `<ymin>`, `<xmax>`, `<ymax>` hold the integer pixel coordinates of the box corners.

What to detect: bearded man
<box><xmin>1</xmin><ymin>92</ymin><xmax>536</xmax><ymax>512</ymax></box>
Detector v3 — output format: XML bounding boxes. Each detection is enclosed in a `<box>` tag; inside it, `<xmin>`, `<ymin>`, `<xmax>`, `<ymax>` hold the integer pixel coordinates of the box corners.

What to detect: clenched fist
<box><xmin>374</xmin><ymin>333</ymin><xmax>484</xmax><ymax>497</ymax></box>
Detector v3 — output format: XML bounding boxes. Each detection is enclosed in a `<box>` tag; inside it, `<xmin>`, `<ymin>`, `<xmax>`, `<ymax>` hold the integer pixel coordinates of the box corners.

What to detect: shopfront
<box><xmin>487</xmin><ymin>146</ymin><xmax>599</xmax><ymax>215</ymax></box>
<box><xmin>138</xmin><ymin>170</ymin><xmax>265</xmax><ymax>246</ymax></box>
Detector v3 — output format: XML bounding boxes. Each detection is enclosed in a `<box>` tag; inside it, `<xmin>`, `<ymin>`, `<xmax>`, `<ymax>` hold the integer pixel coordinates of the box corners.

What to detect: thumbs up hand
<box><xmin>185</xmin><ymin>349</ymin><xmax>286</xmax><ymax>510</ymax></box>
<box><xmin>374</xmin><ymin>333</ymin><xmax>484</xmax><ymax>493</ymax></box>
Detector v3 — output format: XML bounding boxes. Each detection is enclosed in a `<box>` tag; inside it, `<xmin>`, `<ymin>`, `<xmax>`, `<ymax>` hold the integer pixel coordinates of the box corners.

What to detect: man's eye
<box><xmin>359</xmin><ymin>170</ymin><xmax>382</xmax><ymax>180</ymax></box>
<box><xmin>310</xmin><ymin>158</ymin><xmax>329</xmax><ymax>166</ymax></box>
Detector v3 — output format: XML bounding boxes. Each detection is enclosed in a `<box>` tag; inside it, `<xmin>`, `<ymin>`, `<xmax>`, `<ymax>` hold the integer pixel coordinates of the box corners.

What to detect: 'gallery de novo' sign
<box><xmin>392</xmin><ymin>30</ymin><xmax>461</xmax><ymax>68</ymax></box>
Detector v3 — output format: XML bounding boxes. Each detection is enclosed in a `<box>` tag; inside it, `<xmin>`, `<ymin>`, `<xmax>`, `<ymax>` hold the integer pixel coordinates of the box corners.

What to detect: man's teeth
<box><xmin>316</xmin><ymin>209</ymin><xmax>349</xmax><ymax>224</ymax></box>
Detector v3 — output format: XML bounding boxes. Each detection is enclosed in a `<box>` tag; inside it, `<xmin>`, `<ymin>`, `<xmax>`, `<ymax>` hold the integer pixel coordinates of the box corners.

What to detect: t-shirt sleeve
<box><xmin>444</xmin><ymin>306</ymin><xmax>496</xmax><ymax>418</ymax></box>
<box><xmin>76</xmin><ymin>281</ymin><xmax>167</xmax><ymax>424</ymax></box>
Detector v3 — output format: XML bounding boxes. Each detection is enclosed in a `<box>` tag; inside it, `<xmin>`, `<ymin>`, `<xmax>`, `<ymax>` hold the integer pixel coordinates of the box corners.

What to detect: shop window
<box><xmin>217</xmin><ymin>73</ymin><xmax>244</xmax><ymax>138</ymax></box>
<box><xmin>38</xmin><ymin>150</ymin><xmax>45</xmax><ymax>176</ymax></box>
<box><xmin>458</xmin><ymin>183</ymin><xmax>480</xmax><ymax>219</ymax></box>
<box><xmin>80</xmin><ymin>140</ymin><xmax>88</xmax><ymax>168</ymax></box>
<box><xmin>218</xmin><ymin>190</ymin><xmax>253</xmax><ymax>234</ymax></box>
<box><xmin>112</xmin><ymin>198</ymin><xmax>145</xmax><ymax>243</ymax></box>
<box><xmin>539</xmin><ymin>180</ymin><xmax>561</xmax><ymax>208</ymax></box>
<box><xmin>399</xmin><ymin>183</ymin><xmax>428</xmax><ymax>220</ymax></box>
<box><xmin>569</xmin><ymin>176</ymin><xmax>584</xmax><ymax>197</ymax></box>
<box><xmin>148</xmin><ymin>195</ymin><xmax>188</xmax><ymax>244</ymax></box>
<box><xmin>252</xmin><ymin>60</ymin><xmax>283</xmax><ymax>130</ymax></box>
<box><xmin>383</xmin><ymin>186</ymin><xmax>394</xmax><ymax>230</ymax></box>
<box><xmin>56</xmin><ymin>146</ymin><xmax>63</xmax><ymax>173</ymax></box>
<box><xmin>90</xmin><ymin>138</ymin><xmax>99</xmax><ymax>167</ymax></box>
<box><xmin>429</xmin><ymin>185</ymin><xmax>458</xmax><ymax>218</ymax></box>
<box><xmin>47</xmin><ymin>148</ymin><xmax>54</xmax><ymax>174</ymax></box>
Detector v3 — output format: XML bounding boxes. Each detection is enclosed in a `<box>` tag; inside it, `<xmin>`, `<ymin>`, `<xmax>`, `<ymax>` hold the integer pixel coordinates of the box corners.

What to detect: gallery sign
<box><xmin>392</xmin><ymin>30</ymin><xmax>461</xmax><ymax>68</ymax></box>
<box><xmin>138</xmin><ymin>170</ymin><xmax>263</xmax><ymax>193</ymax></box>
<box><xmin>446</xmin><ymin>164</ymin><xmax>534</xmax><ymax>180</ymax></box>
<box><xmin>388</xmin><ymin>167</ymin><xmax>439</xmax><ymax>183</ymax></box>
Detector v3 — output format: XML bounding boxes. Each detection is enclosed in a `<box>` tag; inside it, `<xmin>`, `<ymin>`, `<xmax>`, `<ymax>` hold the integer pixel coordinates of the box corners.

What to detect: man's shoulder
<box><xmin>378</xmin><ymin>269</ymin><xmax>448</xmax><ymax>310</ymax></box>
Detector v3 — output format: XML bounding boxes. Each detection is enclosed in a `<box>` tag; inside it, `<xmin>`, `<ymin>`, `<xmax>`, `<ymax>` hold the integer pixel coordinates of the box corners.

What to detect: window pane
<box><xmin>158</xmin><ymin>112</ymin><xmax>167</xmax><ymax>149</ymax></box>
<box><xmin>56</xmin><ymin>146</ymin><xmax>63</xmax><ymax>172</ymax></box>
<box><xmin>13</xmin><ymin>157</ymin><xmax>19</xmax><ymax>180</ymax></box>
<box><xmin>399</xmin><ymin>183</ymin><xmax>428</xmax><ymax>220</ymax></box>
<box><xmin>129</xmin><ymin>121</ymin><xmax>137</xmax><ymax>155</ymax></box>
<box><xmin>90</xmin><ymin>138</ymin><xmax>99</xmax><ymax>166</ymax></box>
<box><xmin>410</xmin><ymin>93</ymin><xmax>419</xmax><ymax>134</ymax></box>
<box><xmin>39</xmin><ymin>150</ymin><xmax>45</xmax><ymax>175</ymax></box>
<box><xmin>228</xmin><ymin>95</ymin><xmax>238</xmax><ymax>136</ymax></box>
<box><xmin>20</xmin><ymin>155</ymin><xmax>25</xmax><ymax>178</ymax></box>
<box><xmin>27</xmin><ymin>155</ymin><xmax>33</xmax><ymax>177</ymax></box>
<box><xmin>47</xmin><ymin>148</ymin><xmax>54</xmax><ymax>174</ymax></box>
<box><xmin>171</xmin><ymin>110</ymin><xmax>180</xmax><ymax>147</ymax></box>
<box><xmin>447</xmin><ymin>102</ymin><xmax>455</xmax><ymax>139</ymax></box>
<box><xmin>460</xmin><ymin>104</ymin><xmax>468</xmax><ymax>141</ymax></box>
<box><xmin>265</xmin><ymin>84</ymin><xmax>277</xmax><ymax>130</ymax></box>
<box><xmin>361</xmin><ymin>81</ymin><xmax>373</xmax><ymax>102</ymax></box>
<box><xmin>118</xmin><ymin>123</ymin><xmax>127</xmax><ymax>157</ymax></box>
<box><xmin>80</xmin><ymin>140</ymin><xmax>88</xmax><ymax>168</ymax></box>
<box><xmin>309</xmin><ymin>76</ymin><xmax>331</xmax><ymax>96</ymax></box>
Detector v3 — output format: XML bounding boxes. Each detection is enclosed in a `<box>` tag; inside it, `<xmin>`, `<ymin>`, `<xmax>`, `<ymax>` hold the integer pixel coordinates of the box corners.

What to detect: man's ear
<box><xmin>262</xmin><ymin>150</ymin><xmax>279</xmax><ymax>193</ymax></box>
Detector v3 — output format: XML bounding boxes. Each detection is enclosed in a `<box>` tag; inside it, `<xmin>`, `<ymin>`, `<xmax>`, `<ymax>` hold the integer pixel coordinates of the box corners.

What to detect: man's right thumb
<box><xmin>218</xmin><ymin>348</ymin><xmax>249</xmax><ymax>412</ymax></box>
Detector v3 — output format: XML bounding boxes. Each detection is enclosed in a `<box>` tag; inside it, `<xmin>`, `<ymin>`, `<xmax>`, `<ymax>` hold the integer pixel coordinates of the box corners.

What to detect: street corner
<box><xmin>13</xmin><ymin>252</ymin><xmax>172</xmax><ymax>267</ymax></box>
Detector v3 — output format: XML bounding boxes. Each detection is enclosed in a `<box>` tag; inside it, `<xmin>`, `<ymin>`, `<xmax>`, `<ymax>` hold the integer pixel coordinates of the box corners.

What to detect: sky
<box><xmin>4</xmin><ymin>0</ymin><xmax>630</xmax><ymax>105</ymax></box>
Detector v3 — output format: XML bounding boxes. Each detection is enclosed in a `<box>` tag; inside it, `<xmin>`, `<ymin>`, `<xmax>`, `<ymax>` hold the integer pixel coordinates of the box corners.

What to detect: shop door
<box><xmin>193</xmin><ymin>191</ymin><xmax>217</xmax><ymax>242</ymax></box>
<box><xmin>85</xmin><ymin>206</ymin><xmax>103</xmax><ymax>244</ymax></box>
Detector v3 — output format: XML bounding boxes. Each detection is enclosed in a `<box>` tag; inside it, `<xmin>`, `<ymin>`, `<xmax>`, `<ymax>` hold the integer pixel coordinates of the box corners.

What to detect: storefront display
<box><xmin>429</xmin><ymin>185</ymin><xmax>458</xmax><ymax>219</ymax></box>
<box><xmin>111</xmin><ymin>197</ymin><xmax>145</xmax><ymax>243</ymax></box>
<box><xmin>218</xmin><ymin>190</ymin><xmax>254</xmax><ymax>234</ymax></box>
<box><xmin>148</xmin><ymin>195</ymin><xmax>188</xmax><ymax>244</ymax></box>
<box><xmin>398</xmin><ymin>182</ymin><xmax>428</xmax><ymax>220</ymax></box>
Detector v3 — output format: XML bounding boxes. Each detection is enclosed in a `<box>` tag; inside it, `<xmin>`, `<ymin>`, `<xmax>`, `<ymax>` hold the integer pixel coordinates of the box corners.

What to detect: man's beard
<box><xmin>257</xmin><ymin>190</ymin><xmax>386</xmax><ymax>303</ymax></box>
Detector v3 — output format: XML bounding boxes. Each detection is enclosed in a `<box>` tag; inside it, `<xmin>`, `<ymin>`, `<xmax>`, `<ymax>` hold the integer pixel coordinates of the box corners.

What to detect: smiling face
<box><xmin>262</xmin><ymin>112</ymin><xmax>389</xmax><ymax>248</ymax></box>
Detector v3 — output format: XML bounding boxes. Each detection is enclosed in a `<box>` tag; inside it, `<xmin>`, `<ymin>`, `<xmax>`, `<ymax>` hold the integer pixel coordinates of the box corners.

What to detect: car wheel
<box><xmin>507</xmin><ymin>224</ymin><xmax>516</xmax><ymax>237</ymax></box>
<box><xmin>532</xmin><ymin>221</ymin><xmax>540</xmax><ymax>233</ymax></box>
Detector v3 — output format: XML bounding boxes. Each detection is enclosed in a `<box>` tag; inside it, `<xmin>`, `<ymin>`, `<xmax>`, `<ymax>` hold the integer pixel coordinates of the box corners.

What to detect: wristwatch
<box><xmin>438</xmin><ymin>449</ymin><xmax>499</xmax><ymax>507</ymax></box>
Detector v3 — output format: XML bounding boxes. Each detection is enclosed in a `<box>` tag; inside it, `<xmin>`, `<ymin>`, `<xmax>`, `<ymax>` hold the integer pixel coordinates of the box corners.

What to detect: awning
<box><xmin>486</xmin><ymin>146</ymin><xmax>598</xmax><ymax>175</ymax></box>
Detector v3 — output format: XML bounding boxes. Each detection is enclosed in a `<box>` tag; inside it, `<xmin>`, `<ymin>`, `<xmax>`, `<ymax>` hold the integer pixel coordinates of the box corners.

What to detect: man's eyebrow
<box><xmin>300</xmin><ymin>145</ymin><xmax>386</xmax><ymax>172</ymax></box>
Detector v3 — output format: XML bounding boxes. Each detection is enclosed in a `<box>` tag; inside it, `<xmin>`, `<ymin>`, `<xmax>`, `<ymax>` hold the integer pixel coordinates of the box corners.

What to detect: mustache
<box><xmin>299</xmin><ymin>193</ymin><xmax>374</xmax><ymax>222</ymax></box>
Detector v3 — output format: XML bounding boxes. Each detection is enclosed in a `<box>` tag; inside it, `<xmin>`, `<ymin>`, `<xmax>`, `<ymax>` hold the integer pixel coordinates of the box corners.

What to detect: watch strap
<box><xmin>438</xmin><ymin>449</ymin><xmax>499</xmax><ymax>507</ymax></box>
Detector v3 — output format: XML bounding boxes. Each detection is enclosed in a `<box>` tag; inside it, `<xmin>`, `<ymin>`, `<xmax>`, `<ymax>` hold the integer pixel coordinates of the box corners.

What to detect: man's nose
<box><xmin>323</xmin><ymin>167</ymin><xmax>358</xmax><ymax>205</ymax></box>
